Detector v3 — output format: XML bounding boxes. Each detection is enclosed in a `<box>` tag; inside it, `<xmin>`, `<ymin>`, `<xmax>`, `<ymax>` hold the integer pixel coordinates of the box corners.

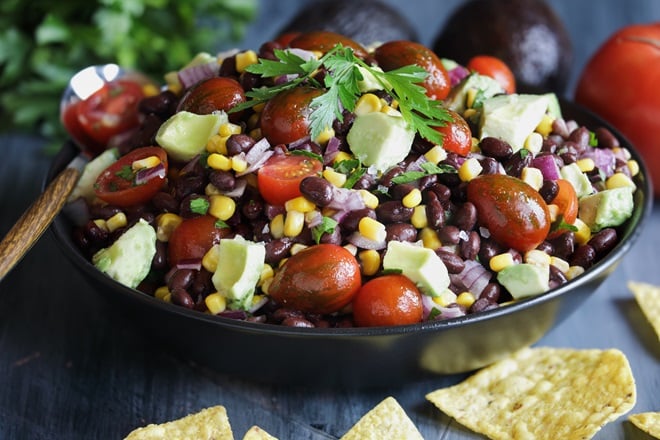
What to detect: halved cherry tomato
<box><xmin>274</xmin><ymin>31</ymin><xmax>302</xmax><ymax>48</ymax></box>
<box><xmin>75</xmin><ymin>79</ymin><xmax>146</xmax><ymax>155</ymax></box>
<box><xmin>168</xmin><ymin>215</ymin><xmax>231</xmax><ymax>267</ymax></box>
<box><xmin>259</xmin><ymin>86</ymin><xmax>324</xmax><ymax>146</ymax></box>
<box><xmin>257</xmin><ymin>154</ymin><xmax>323</xmax><ymax>206</ymax></box>
<box><xmin>547</xmin><ymin>179</ymin><xmax>579</xmax><ymax>238</ymax></box>
<box><xmin>374</xmin><ymin>40</ymin><xmax>451</xmax><ymax>100</ymax></box>
<box><xmin>268</xmin><ymin>244</ymin><xmax>362</xmax><ymax>314</ymax></box>
<box><xmin>177</xmin><ymin>77</ymin><xmax>246</xmax><ymax>122</ymax></box>
<box><xmin>467</xmin><ymin>174</ymin><xmax>550</xmax><ymax>252</ymax></box>
<box><xmin>94</xmin><ymin>146</ymin><xmax>168</xmax><ymax>207</ymax></box>
<box><xmin>352</xmin><ymin>274</ymin><xmax>423</xmax><ymax>327</ymax></box>
<box><xmin>432</xmin><ymin>110</ymin><xmax>472</xmax><ymax>156</ymax></box>
<box><xmin>467</xmin><ymin>55</ymin><xmax>516</xmax><ymax>95</ymax></box>
<box><xmin>289</xmin><ymin>31</ymin><xmax>368</xmax><ymax>58</ymax></box>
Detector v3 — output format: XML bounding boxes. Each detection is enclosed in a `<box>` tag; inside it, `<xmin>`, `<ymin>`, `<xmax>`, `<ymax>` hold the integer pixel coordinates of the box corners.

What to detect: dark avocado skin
<box><xmin>277</xmin><ymin>0</ymin><xmax>418</xmax><ymax>46</ymax></box>
<box><xmin>432</xmin><ymin>0</ymin><xmax>573</xmax><ymax>95</ymax></box>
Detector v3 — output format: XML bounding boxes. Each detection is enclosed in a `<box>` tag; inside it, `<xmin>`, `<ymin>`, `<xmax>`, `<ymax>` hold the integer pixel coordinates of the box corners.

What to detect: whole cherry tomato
<box><xmin>373</xmin><ymin>40</ymin><xmax>451</xmax><ymax>100</ymax></box>
<box><xmin>432</xmin><ymin>110</ymin><xmax>472</xmax><ymax>156</ymax></box>
<box><xmin>352</xmin><ymin>274</ymin><xmax>423</xmax><ymax>327</ymax></box>
<box><xmin>547</xmin><ymin>179</ymin><xmax>578</xmax><ymax>239</ymax></box>
<box><xmin>575</xmin><ymin>23</ymin><xmax>660</xmax><ymax>196</ymax></box>
<box><xmin>94</xmin><ymin>146</ymin><xmax>168</xmax><ymax>207</ymax></box>
<box><xmin>289</xmin><ymin>31</ymin><xmax>368</xmax><ymax>58</ymax></box>
<box><xmin>257</xmin><ymin>154</ymin><xmax>323</xmax><ymax>206</ymax></box>
<box><xmin>467</xmin><ymin>55</ymin><xmax>516</xmax><ymax>94</ymax></box>
<box><xmin>268</xmin><ymin>244</ymin><xmax>362</xmax><ymax>315</ymax></box>
<box><xmin>168</xmin><ymin>215</ymin><xmax>231</xmax><ymax>266</ymax></box>
<box><xmin>467</xmin><ymin>174</ymin><xmax>550</xmax><ymax>252</ymax></box>
<box><xmin>259</xmin><ymin>86</ymin><xmax>324</xmax><ymax>145</ymax></box>
<box><xmin>177</xmin><ymin>77</ymin><xmax>246</xmax><ymax>122</ymax></box>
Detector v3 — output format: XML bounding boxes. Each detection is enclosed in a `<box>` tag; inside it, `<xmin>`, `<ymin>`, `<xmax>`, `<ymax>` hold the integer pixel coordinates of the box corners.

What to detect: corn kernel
<box><xmin>419</xmin><ymin>227</ymin><xmax>441</xmax><ymax>250</ymax></box>
<box><xmin>259</xmin><ymin>264</ymin><xmax>274</xmax><ymax>286</ymax></box>
<box><xmin>535</xmin><ymin>114</ymin><xmax>555</xmax><ymax>137</ymax></box>
<box><xmin>463</xmin><ymin>108</ymin><xmax>478</xmax><ymax>120</ymax></box>
<box><xmin>358</xmin><ymin>189</ymin><xmax>379</xmax><ymax>209</ymax></box>
<box><xmin>218</xmin><ymin>122</ymin><xmax>242</xmax><ymax>137</ymax></box>
<box><xmin>358</xmin><ymin>217</ymin><xmax>386</xmax><ymax>242</ymax></box>
<box><xmin>154</xmin><ymin>286</ymin><xmax>170</xmax><ymax>301</ymax></box>
<box><xmin>402</xmin><ymin>188</ymin><xmax>422</xmax><ymax>208</ymax></box>
<box><xmin>106</xmin><ymin>212</ymin><xmax>128</xmax><ymax>232</ymax></box>
<box><xmin>252</xmin><ymin>102</ymin><xmax>266</xmax><ymax>114</ymax></box>
<box><xmin>206</xmin><ymin>134</ymin><xmax>228</xmax><ymax>154</ymax></box>
<box><xmin>323</xmin><ymin>168</ymin><xmax>347</xmax><ymax>187</ymax></box>
<box><xmin>605</xmin><ymin>172</ymin><xmax>636</xmax><ymax>190</ymax></box>
<box><xmin>285</xmin><ymin>196</ymin><xmax>316</xmax><ymax>213</ymax></box>
<box><xmin>270</xmin><ymin>214</ymin><xmax>284</xmax><ymax>239</ymax></box>
<box><xmin>411</xmin><ymin>205</ymin><xmax>428</xmax><ymax>229</ymax></box>
<box><xmin>354</xmin><ymin>93</ymin><xmax>382</xmax><ymax>115</ymax></box>
<box><xmin>333</xmin><ymin>151</ymin><xmax>353</xmax><ymax>165</ymax></box>
<box><xmin>343</xmin><ymin>243</ymin><xmax>358</xmax><ymax>256</ymax></box>
<box><xmin>466</xmin><ymin>88</ymin><xmax>478</xmax><ymax>109</ymax></box>
<box><xmin>525</xmin><ymin>249</ymin><xmax>551</xmax><ymax>267</ymax></box>
<box><xmin>576</xmin><ymin>157</ymin><xmax>595</xmax><ymax>173</ymax></box>
<box><xmin>156</xmin><ymin>213</ymin><xmax>183</xmax><ymax>242</ymax></box>
<box><xmin>207</xmin><ymin>153</ymin><xmax>232</xmax><ymax>171</ymax></box>
<box><xmin>547</xmin><ymin>203</ymin><xmax>560</xmax><ymax>223</ymax></box>
<box><xmin>205</xmin><ymin>292</ymin><xmax>227</xmax><ymax>315</ymax></box>
<box><xmin>93</xmin><ymin>218</ymin><xmax>108</xmax><ymax>232</ymax></box>
<box><xmin>260</xmin><ymin>277</ymin><xmax>273</xmax><ymax>295</ymax></box>
<box><xmin>550</xmin><ymin>256</ymin><xmax>570</xmax><ymax>274</ymax></box>
<box><xmin>231</xmin><ymin>156</ymin><xmax>248</xmax><ymax>173</ymax></box>
<box><xmin>209</xmin><ymin>194</ymin><xmax>236</xmax><ymax>221</ymax></box>
<box><xmin>627</xmin><ymin>159</ymin><xmax>640</xmax><ymax>177</ymax></box>
<box><xmin>284</xmin><ymin>210</ymin><xmax>305</xmax><ymax>237</ymax></box>
<box><xmin>142</xmin><ymin>83</ymin><xmax>159</xmax><ymax>98</ymax></box>
<box><xmin>424</xmin><ymin>145</ymin><xmax>448</xmax><ymax>164</ymax></box>
<box><xmin>433</xmin><ymin>289</ymin><xmax>458</xmax><ymax>307</ymax></box>
<box><xmin>521</xmin><ymin>166</ymin><xmax>544</xmax><ymax>191</ymax></box>
<box><xmin>235</xmin><ymin>50</ymin><xmax>258</xmax><ymax>73</ymax></box>
<box><xmin>205</xmin><ymin>183</ymin><xmax>222</xmax><ymax>196</ymax></box>
<box><xmin>290</xmin><ymin>243</ymin><xmax>308</xmax><ymax>255</ymax></box>
<box><xmin>202</xmin><ymin>244</ymin><xmax>221</xmax><ymax>273</ymax></box>
<box><xmin>458</xmin><ymin>157</ymin><xmax>483</xmax><ymax>182</ymax></box>
<box><xmin>470</xmin><ymin>137</ymin><xmax>481</xmax><ymax>153</ymax></box>
<box><xmin>131</xmin><ymin>155</ymin><xmax>161</xmax><ymax>171</ymax></box>
<box><xmin>490</xmin><ymin>252</ymin><xmax>516</xmax><ymax>272</ymax></box>
<box><xmin>359</xmin><ymin>249</ymin><xmax>381</xmax><ymax>276</ymax></box>
<box><xmin>566</xmin><ymin>265</ymin><xmax>585</xmax><ymax>280</ymax></box>
<box><xmin>314</xmin><ymin>126</ymin><xmax>335</xmax><ymax>145</ymax></box>
<box><xmin>456</xmin><ymin>291</ymin><xmax>476</xmax><ymax>308</ymax></box>
<box><xmin>572</xmin><ymin>217</ymin><xmax>592</xmax><ymax>245</ymax></box>
<box><xmin>524</xmin><ymin>132</ymin><xmax>544</xmax><ymax>154</ymax></box>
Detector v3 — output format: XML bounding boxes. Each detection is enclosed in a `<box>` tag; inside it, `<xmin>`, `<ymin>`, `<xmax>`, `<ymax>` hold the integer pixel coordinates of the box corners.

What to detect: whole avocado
<box><xmin>432</xmin><ymin>0</ymin><xmax>573</xmax><ymax>95</ymax></box>
<box><xmin>277</xmin><ymin>0</ymin><xmax>418</xmax><ymax>46</ymax></box>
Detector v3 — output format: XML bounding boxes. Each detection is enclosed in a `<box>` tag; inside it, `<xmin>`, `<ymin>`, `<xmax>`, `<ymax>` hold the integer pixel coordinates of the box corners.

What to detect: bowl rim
<box><xmin>49</xmin><ymin>98</ymin><xmax>653</xmax><ymax>339</ymax></box>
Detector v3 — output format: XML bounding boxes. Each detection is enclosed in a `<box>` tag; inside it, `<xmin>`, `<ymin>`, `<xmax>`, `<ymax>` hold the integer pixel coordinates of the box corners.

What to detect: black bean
<box><xmin>504</xmin><ymin>150</ymin><xmax>532</xmax><ymax>177</ymax></box>
<box><xmin>438</xmin><ymin>225</ymin><xmax>461</xmax><ymax>245</ymax></box>
<box><xmin>282</xmin><ymin>317</ymin><xmax>315</xmax><ymax>327</ymax></box>
<box><xmin>168</xmin><ymin>269</ymin><xmax>195</xmax><ymax>292</ymax></box>
<box><xmin>218</xmin><ymin>55</ymin><xmax>238</xmax><ymax>76</ymax></box>
<box><xmin>333</xmin><ymin>111</ymin><xmax>355</xmax><ymax>135</ymax></box>
<box><xmin>588</xmin><ymin>228</ymin><xmax>618</xmax><ymax>256</ymax></box>
<box><xmin>190</xmin><ymin>269</ymin><xmax>213</xmax><ymax>298</ymax></box>
<box><xmin>536</xmin><ymin>241</ymin><xmax>554</xmax><ymax>255</ymax></box>
<box><xmin>272</xmin><ymin>307</ymin><xmax>305</xmax><ymax>323</ymax></box>
<box><xmin>470</xmin><ymin>297</ymin><xmax>497</xmax><ymax>313</ymax></box>
<box><xmin>480</xmin><ymin>283</ymin><xmax>501</xmax><ymax>302</ymax></box>
<box><xmin>319</xmin><ymin>226</ymin><xmax>342</xmax><ymax>245</ymax></box>
<box><xmin>539</xmin><ymin>180</ymin><xmax>559</xmax><ymax>204</ymax></box>
<box><xmin>341</xmin><ymin>208</ymin><xmax>376</xmax><ymax>233</ymax></box>
<box><xmin>152</xmin><ymin>240</ymin><xmax>168</xmax><ymax>270</ymax></box>
<box><xmin>479</xmin><ymin>157</ymin><xmax>500</xmax><ymax>175</ymax></box>
<box><xmin>89</xmin><ymin>204</ymin><xmax>122</xmax><ymax>220</ymax></box>
<box><xmin>454</xmin><ymin>202</ymin><xmax>477</xmax><ymax>231</ymax></box>
<box><xmin>478</xmin><ymin>238</ymin><xmax>503</xmax><ymax>266</ymax></box>
<box><xmin>594</xmin><ymin>127</ymin><xmax>620</xmax><ymax>149</ymax></box>
<box><xmin>425</xmin><ymin>193</ymin><xmax>445</xmax><ymax>229</ymax></box>
<box><xmin>424</xmin><ymin>183</ymin><xmax>452</xmax><ymax>206</ymax></box>
<box><xmin>300</xmin><ymin>176</ymin><xmax>333</xmax><ymax>206</ymax></box>
<box><xmin>82</xmin><ymin>220</ymin><xmax>109</xmax><ymax>244</ymax></box>
<box><xmin>570</xmin><ymin>244</ymin><xmax>596</xmax><ymax>269</ymax></box>
<box><xmin>376</xmin><ymin>201</ymin><xmax>413</xmax><ymax>223</ymax></box>
<box><xmin>549</xmin><ymin>232</ymin><xmax>575</xmax><ymax>260</ymax></box>
<box><xmin>418</xmin><ymin>174</ymin><xmax>438</xmax><ymax>191</ymax></box>
<box><xmin>152</xmin><ymin>191</ymin><xmax>179</xmax><ymax>213</ymax></box>
<box><xmin>208</xmin><ymin>169</ymin><xmax>236</xmax><ymax>191</ymax></box>
<box><xmin>175</xmin><ymin>174</ymin><xmax>205</xmax><ymax>200</ymax></box>
<box><xmin>386</xmin><ymin>223</ymin><xmax>417</xmax><ymax>242</ymax></box>
<box><xmin>435</xmin><ymin>249</ymin><xmax>465</xmax><ymax>274</ymax></box>
<box><xmin>549</xmin><ymin>264</ymin><xmax>568</xmax><ymax>285</ymax></box>
<box><xmin>379</xmin><ymin>165</ymin><xmax>405</xmax><ymax>188</ymax></box>
<box><xmin>138</xmin><ymin>90</ymin><xmax>178</xmax><ymax>117</ymax></box>
<box><xmin>179</xmin><ymin>194</ymin><xmax>209</xmax><ymax>218</ymax></box>
<box><xmin>480</xmin><ymin>137</ymin><xmax>513</xmax><ymax>159</ymax></box>
<box><xmin>390</xmin><ymin>183</ymin><xmax>417</xmax><ymax>200</ymax></box>
<box><xmin>170</xmin><ymin>288</ymin><xmax>194</xmax><ymax>309</ymax></box>
<box><xmin>460</xmin><ymin>230</ymin><xmax>481</xmax><ymax>260</ymax></box>
<box><xmin>568</xmin><ymin>126</ymin><xmax>590</xmax><ymax>153</ymax></box>
<box><xmin>264</xmin><ymin>238</ymin><xmax>293</xmax><ymax>265</ymax></box>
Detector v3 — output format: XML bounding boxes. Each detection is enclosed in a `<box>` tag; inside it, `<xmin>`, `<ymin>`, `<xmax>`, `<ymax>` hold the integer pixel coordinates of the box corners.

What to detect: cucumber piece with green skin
<box><xmin>382</xmin><ymin>240</ymin><xmax>450</xmax><ymax>297</ymax></box>
<box><xmin>67</xmin><ymin>147</ymin><xmax>118</xmax><ymax>203</ymax></box>
<box><xmin>155</xmin><ymin>110</ymin><xmax>226</xmax><ymax>162</ymax></box>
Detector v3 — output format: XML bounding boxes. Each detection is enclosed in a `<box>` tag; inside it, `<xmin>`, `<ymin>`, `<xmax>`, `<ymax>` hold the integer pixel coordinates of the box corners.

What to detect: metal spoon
<box><xmin>0</xmin><ymin>64</ymin><xmax>128</xmax><ymax>281</ymax></box>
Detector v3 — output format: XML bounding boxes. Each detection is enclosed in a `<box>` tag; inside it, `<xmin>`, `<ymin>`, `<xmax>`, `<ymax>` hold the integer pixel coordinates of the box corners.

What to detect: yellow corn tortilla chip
<box><xmin>628</xmin><ymin>281</ymin><xmax>660</xmax><ymax>341</ymax></box>
<box><xmin>242</xmin><ymin>425</ymin><xmax>278</xmax><ymax>440</ymax></box>
<box><xmin>340</xmin><ymin>396</ymin><xmax>424</xmax><ymax>440</ymax></box>
<box><xmin>426</xmin><ymin>347</ymin><xmax>636</xmax><ymax>440</ymax></box>
<box><xmin>629</xmin><ymin>412</ymin><xmax>660</xmax><ymax>438</ymax></box>
<box><xmin>123</xmin><ymin>405</ymin><xmax>234</xmax><ymax>440</ymax></box>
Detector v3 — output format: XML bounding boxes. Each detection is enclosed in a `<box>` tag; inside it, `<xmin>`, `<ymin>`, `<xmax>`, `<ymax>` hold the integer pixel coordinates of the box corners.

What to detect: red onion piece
<box><xmin>237</xmin><ymin>138</ymin><xmax>273</xmax><ymax>177</ymax></box>
<box><xmin>323</xmin><ymin>136</ymin><xmax>342</xmax><ymax>165</ymax></box>
<box><xmin>532</xmin><ymin>154</ymin><xmax>561</xmax><ymax>181</ymax></box>
<box><xmin>326</xmin><ymin>187</ymin><xmax>366</xmax><ymax>211</ymax></box>
<box><xmin>178</xmin><ymin>61</ymin><xmax>220</xmax><ymax>90</ymax></box>
<box><xmin>449</xmin><ymin>259</ymin><xmax>492</xmax><ymax>298</ymax></box>
<box><xmin>135</xmin><ymin>163</ymin><xmax>166</xmax><ymax>185</ymax></box>
<box><xmin>176</xmin><ymin>258</ymin><xmax>203</xmax><ymax>271</ymax></box>
<box><xmin>347</xmin><ymin>231</ymin><xmax>386</xmax><ymax>250</ymax></box>
<box><xmin>448</xmin><ymin>65</ymin><xmax>470</xmax><ymax>87</ymax></box>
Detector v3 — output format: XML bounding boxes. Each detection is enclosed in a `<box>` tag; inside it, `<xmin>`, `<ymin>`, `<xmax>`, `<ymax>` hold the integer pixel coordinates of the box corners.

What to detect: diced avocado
<box><xmin>67</xmin><ymin>148</ymin><xmax>118</xmax><ymax>203</ymax></box>
<box><xmin>479</xmin><ymin>93</ymin><xmax>549</xmax><ymax>152</ymax></box>
<box><xmin>346</xmin><ymin>112</ymin><xmax>415</xmax><ymax>173</ymax></box>
<box><xmin>445</xmin><ymin>72</ymin><xmax>505</xmax><ymax>114</ymax></box>
<box><xmin>156</xmin><ymin>110</ymin><xmax>226</xmax><ymax>162</ymax></box>
<box><xmin>211</xmin><ymin>236</ymin><xmax>266</xmax><ymax>310</ymax></box>
<box><xmin>382</xmin><ymin>240</ymin><xmax>449</xmax><ymax>297</ymax></box>
<box><xmin>356</xmin><ymin>66</ymin><xmax>387</xmax><ymax>92</ymax></box>
<box><xmin>92</xmin><ymin>219</ymin><xmax>157</xmax><ymax>289</ymax></box>
<box><xmin>497</xmin><ymin>263</ymin><xmax>550</xmax><ymax>299</ymax></box>
<box><xmin>578</xmin><ymin>187</ymin><xmax>634</xmax><ymax>232</ymax></box>
<box><xmin>560</xmin><ymin>162</ymin><xmax>594</xmax><ymax>199</ymax></box>
<box><xmin>543</xmin><ymin>92</ymin><xmax>562</xmax><ymax>119</ymax></box>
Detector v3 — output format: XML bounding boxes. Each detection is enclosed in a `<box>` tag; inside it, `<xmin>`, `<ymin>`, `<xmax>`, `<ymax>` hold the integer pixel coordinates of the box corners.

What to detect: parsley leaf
<box><xmin>391</xmin><ymin>161</ymin><xmax>456</xmax><ymax>184</ymax></box>
<box><xmin>311</xmin><ymin>217</ymin><xmax>338</xmax><ymax>244</ymax></box>
<box><xmin>190</xmin><ymin>197</ymin><xmax>210</xmax><ymax>215</ymax></box>
<box><xmin>115</xmin><ymin>165</ymin><xmax>134</xmax><ymax>181</ymax></box>
<box><xmin>289</xmin><ymin>149</ymin><xmax>323</xmax><ymax>163</ymax></box>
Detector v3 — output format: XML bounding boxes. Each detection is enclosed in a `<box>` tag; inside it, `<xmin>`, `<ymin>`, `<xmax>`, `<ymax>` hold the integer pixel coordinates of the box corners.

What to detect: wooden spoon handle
<box><xmin>0</xmin><ymin>167</ymin><xmax>80</xmax><ymax>282</ymax></box>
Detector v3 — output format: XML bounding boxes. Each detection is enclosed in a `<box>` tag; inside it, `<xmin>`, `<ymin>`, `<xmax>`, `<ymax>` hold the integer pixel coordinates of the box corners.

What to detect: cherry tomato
<box><xmin>274</xmin><ymin>31</ymin><xmax>301</xmax><ymax>48</ymax></box>
<box><xmin>547</xmin><ymin>179</ymin><xmax>578</xmax><ymax>239</ymax></box>
<box><xmin>74</xmin><ymin>79</ymin><xmax>145</xmax><ymax>155</ymax></box>
<box><xmin>352</xmin><ymin>275</ymin><xmax>423</xmax><ymax>327</ymax></box>
<box><xmin>268</xmin><ymin>244</ymin><xmax>362</xmax><ymax>314</ymax></box>
<box><xmin>432</xmin><ymin>110</ymin><xmax>472</xmax><ymax>156</ymax></box>
<box><xmin>575</xmin><ymin>23</ymin><xmax>660</xmax><ymax>196</ymax></box>
<box><xmin>289</xmin><ymin>31</ymin><xmax>368</xmax><ymax>58</ymax></box>
<box><xmin>259</xmin><ymin>86</ymin><xmax>324</xmax><ymax>146</ymax></box>
<box><xmin>177</xmin><ymin>77</ymin><xmax>246</xmax><ymax>122</ymax></box>
<box><xmin>373</xmin><ymin>40</ymin><xmax>451</xmax><ymax>100</ymax></box>
<box><xmin>467</xmin><ymin>55</ymin><xmax>516</xmax><ymax>94</ymax></box>
<box><xmin>168</xmin><ymin>215</ymin><xmax>231</xmax><ymax>267</ymax></box>
<box><xmin>257</xmin><ymin>154</ymin><xmax>323</xmax><ymax>206</ymax></box>
<box><xmin>94</xmin><ymin>146</ymin><xmax>168</xmax><ymax>207</ymax></box>
<box><xmin>467</xmin><ymin>174</ymin><xmax>550</xmax><ymax>252</ymax></box>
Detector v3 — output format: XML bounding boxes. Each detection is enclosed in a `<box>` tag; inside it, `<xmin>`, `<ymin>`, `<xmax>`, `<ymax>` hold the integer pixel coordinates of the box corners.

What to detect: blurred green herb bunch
<box><xmin>0</xmin><ymin>0</ymin><xmax>257</xmax><ymax>147</ymax></box>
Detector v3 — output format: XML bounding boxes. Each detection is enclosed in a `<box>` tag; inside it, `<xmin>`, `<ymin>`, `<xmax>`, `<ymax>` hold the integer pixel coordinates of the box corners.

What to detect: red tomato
<box><xmin>547</xmin><ymin>179</ymin><xmax>578</xmax><ymax>239</ymax></box>
<box><xmin>274</xmin><ymin>32</ymin><xmax>301</xmax><ymax>48</ymax></box>
<box><xmin>268</xmin><ymin>244</ymin><xmax>362</xmax><ymax>314</ymax></box>
<box><xmin>374</xmin><ymin>41</ymin><xmax>451</xmax><ymax>100</ymax></box>
<box><xmin>575</xmin><ymin>23</ymin><xmax>660</xmax><ymax>197</ymax></box>
<box><xmin>74</xmin><ymin>79</ymin><xmax>145</xmax><ymax>155</ymax></box>
<box><xmin>257</xmin><ymin>154</ymin><xmax>323</xmax><ymax>206</ymax></box>
<box><xmin>177</xmin><ymin>77</ymin><xmax>246</xmax><ymax>122</ymax></box>
<box><xmin>259</xmin><ymin>86</ymin><xmax>324</xmax><ymax>145</ymax></box>
<box><xmin>168</xmin><ymin>215</ymin><xmax>231</xmax><ymax>266</ymax></box>
<box><xmin>94</xmin><ymin>146</ymin><xmax>168</xmax><ymax>207</ymax></box>
<box><xmin>467</xmin><ymin>174</ymin><xmax>550</xmax><ymax>252</ymax></box>
<box><xmin>467</xmin><ymin>55</ymin><xmax>516</xmax><ymax>94</ymax></box>
<box><xmin>432</xmin><ymin>110</ymin><xmax>472</xmax><ymax>156</ymax></box>
<box><xmin>289</xmin><ymin>31</ymin><xmax>368</xmax><ymax>58</ymax></box>
<box><xmin>352</xmin><ymin>275</ymin><xmax>423</xmax><ymax>327</ymax></box>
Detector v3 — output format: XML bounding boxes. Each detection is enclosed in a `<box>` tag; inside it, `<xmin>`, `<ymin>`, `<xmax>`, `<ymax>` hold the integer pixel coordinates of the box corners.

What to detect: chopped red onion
<box><xmin>447</xmin><ymin>65</ymin><xmax>470</xmax><ymax>87</ymax></box>
<box><xmin>178</xmin><ymin>61</ymin><xmax>220</xmax><ymax>90</ymax></box>
<box><xmin>347</xmin><ymin>231</ymin><xmax>386</xmax><ymax>250</ymax></box>
<box><xmin>176</xmin><ymin>258</ymin><xmax>203</xmax><ymax>271</ymax></box>
<box><xmin>248</xmin><ymin>295</ymin><xmax>268</xmax><ymax>314</ymax></box>
<box><xmin>405</xmin><ymin>154</ymin><xmax>429</xmax><ymax>172</ymax></box>
<box><xmin>327</xmin><ymin>187</ymin><xmax>366</xmax><ymax>211</ymax></box>
<box><xmin>237</xmin><ymin>138</ymin><xmax>273</xmax><ymax>176</ymax></box>
<box><xmin>135</xmin><ymin>163</ymin><xmax>166</xmax><ymax>185</ymax></box>
<box><xmin>422</xmin><ymin>295</ymin><xmax>466</xmax><ymax>320</ymax></box>
<box><xmin>532</xmin><ymin>154</ymin><xmax>561</xmax><ymax>181</ymax></box>
<box><xmin>449</xmin><ymin>260</ymin><xmax>492</xmax><ymax>298</ymax></box>
<box><xmin>305</xmin><ymin>210</ymin><xmax>323</xmax><ymax>228</ymax></box>
<box><xmin>288</xmin><ymin>136</ymin><xmax>311</xmax><ymax>150</ymax></box>
<box><xmin>323</xmin><ymin>136</ymin><xmax>342</xmax><ymax>165</ymax></box>
<box><xmin>264</xmin><ymin>204</ymin><xmax>286</xmax><ymax>221</ymax></box>
<box><xmin>581</xmin><ymin>147</ymin><xmax>616</xmax><ymax>177</ymax></box>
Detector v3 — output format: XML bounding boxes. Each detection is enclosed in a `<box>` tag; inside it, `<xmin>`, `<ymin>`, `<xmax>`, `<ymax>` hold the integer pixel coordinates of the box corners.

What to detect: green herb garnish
<box><xmin>391</xmin><ymin>162</ymin><xmax>456</xmax><ymax>184</ymax></box>
<box><xmin>215</xmin><ymin>219</ymin><xmax>230</xmax><ymax>229</ymax></box>
<box><xmin>190</xmin><ymin>197</ymin><xmax>210</xmax><ymax>215</ymax></box>
<box><xmin>589</xmin><ymin>130</ymin><xmax>599</xmax><ymax>147</ymax></box>
<box><xmin>289</xmin><ymin>149</ymin><xmax>324</xmax><ymax>163</ymax></box>
<box><xmin>311</xmin><ymin>216</ymin><xmax>338</xmax><ymax>244</ymax></box>
<box><xmin>115</xmin><ymin>165</ymin><xmax>134</xmax><ymax>181</ymax></box>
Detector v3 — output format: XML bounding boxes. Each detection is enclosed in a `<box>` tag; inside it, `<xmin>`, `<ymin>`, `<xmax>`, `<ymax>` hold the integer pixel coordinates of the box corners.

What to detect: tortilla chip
<box><xmin>242</xmin><ymin>425</ymin><xmax>278</xmax><ymax>440</ymax></box>
<box><xmin>340</xmin><ymin>396</ymin><xmax>424</xmax><ymax>440</ymax></box>
<box><xmin>629</xmin><ymin>412</ymin><xmax>660</xmax><ymax>439</ymax></box>
<box><xmin>628</xmin><ymin>281</ymin><xmax>660</xmax><ymax>340</ymax></box>
<box><xmin>426</xmin><ymin>347</ymin><xmax>636</xmax><ymax>440</ymax></box>
<box><xmin>123</xmin><ymin>405</ymin><xmax>234</xmax><ymax>440</ymax></box>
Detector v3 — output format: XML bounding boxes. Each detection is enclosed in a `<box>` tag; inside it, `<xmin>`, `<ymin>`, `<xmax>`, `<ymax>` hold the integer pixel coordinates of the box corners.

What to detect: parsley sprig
<box><xmin>235</xmin><ymin>45</ymin><xmax>450</xmax><ymax>144</ymax></box>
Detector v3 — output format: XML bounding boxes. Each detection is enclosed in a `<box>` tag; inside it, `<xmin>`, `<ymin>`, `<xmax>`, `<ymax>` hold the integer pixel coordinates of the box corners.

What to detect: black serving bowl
<box><xmin>48</xmin><ymin>100</ymin><xmax>652</xmax><ymax>388</ymax></box>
